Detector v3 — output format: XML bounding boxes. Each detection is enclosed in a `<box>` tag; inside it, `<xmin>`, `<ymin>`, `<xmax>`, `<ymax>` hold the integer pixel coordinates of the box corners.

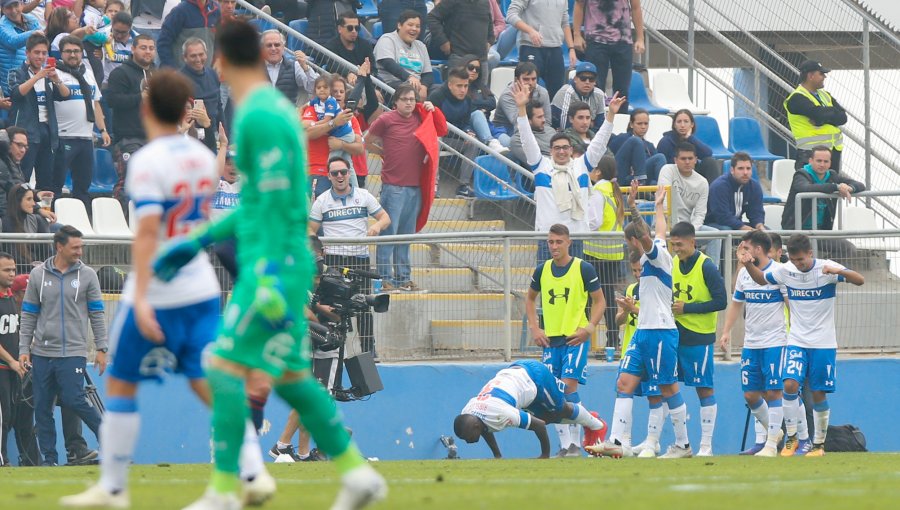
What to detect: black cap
<box><xmin>799</xmin><ymin>60</ymin><xmax>830</xmax><ymax>75</ymax></box>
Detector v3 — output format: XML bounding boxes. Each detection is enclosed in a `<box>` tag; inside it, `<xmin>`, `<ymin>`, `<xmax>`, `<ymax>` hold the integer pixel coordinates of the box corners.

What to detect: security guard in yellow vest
<box><xmin>585</xmin><ymin>159</ymin><xmax>625</xmax><ymax>353</ymax></box>
<box><xmin>526</xmin><ymin>223</ymin><xmax>606</xmax><ymax>457</ymax></box>
<box><xmin>669</xmin><ymin>221</ymin><xmax>727</xmax><ymax>456</ymax></box>
<box><xmin>784</xmin><ymin>60</ymin><xmax>847</xmax><ymax>172</ymax></box>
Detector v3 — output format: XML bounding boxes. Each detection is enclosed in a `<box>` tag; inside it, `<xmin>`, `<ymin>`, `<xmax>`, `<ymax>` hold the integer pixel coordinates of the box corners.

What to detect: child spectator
<box><xmin>309</xmin><ymin>75</ymin><xmax>357</xmax><ymax>173</ymax></box>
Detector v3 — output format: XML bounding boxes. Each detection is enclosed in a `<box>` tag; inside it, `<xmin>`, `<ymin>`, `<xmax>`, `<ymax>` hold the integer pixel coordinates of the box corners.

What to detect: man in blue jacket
<box><xmin>0</xmin><ymin>0</ymin><xmax>41</xmax><ymax>96</ymax></box>
<box><xmin>705</xmin><ymin>151</ymin><xmax>766</xmax><ymax>232</ymax></box>
<box><xmin>157</xmin><ymin>0</ymin><xmax>221</xmax><ymax>69</ymax></box>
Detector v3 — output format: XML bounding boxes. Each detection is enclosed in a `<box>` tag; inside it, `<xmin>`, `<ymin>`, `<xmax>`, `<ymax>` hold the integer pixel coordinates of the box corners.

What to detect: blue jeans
<box><xmin>520</xmin><ymin>45</ymin><xmax>565</xmax><ymax>98</ymax></box>
<box><xmin>53</xmin><ymin>138</ymin><xmax>95</xmax><ymax>215</ymax></box>
<box><xmin>584</xmin><ymin>41</ymin><xmax>634</xmax><ymax>113</ymax></box>
<box><xmin>31</xmin><ymin>355</ymin><xmax>102</xmax><ymax>465</ymax></box>
<box><xmin>469</xmin><ymin>110</ymin><xmax>510</xmax><ymax>147</ymax></box>
<box><xmin>614</xmin><ymin>136</ymin><xmax>665</xmax><ymax>184</ymax></box>
<box><xmin>376</xmin><ymin>184</ymin><xmax>421</xmax><ymax>285</ymax></box>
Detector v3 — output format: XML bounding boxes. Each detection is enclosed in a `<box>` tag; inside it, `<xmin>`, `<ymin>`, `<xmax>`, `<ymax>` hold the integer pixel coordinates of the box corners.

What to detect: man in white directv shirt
<box><xmin>61</xmin><ymin>70</ymin><xmax>272</xmax><ymax>508</ymax></box>
<box><xmin>721</xmin><ymin>230</ymin><xmax>787</xmax><ymax>457</ymax></box>
<box><xmin>52</xmin><ymin>36</ymin><xmax>110</xmax><ymax>213</ymax></box>
<box><xmin>741</xmin><ymin>233</ymin><xmax>864</xmax><ymax>457</ymax></box>
<box><xmin>588</xmin><ymin>180</ymin><xmax>693</xmax><ymax>459</ymax></box>
<box><xmin>454</xmin><ymin>360</ymin><xmax>607</xmax><ymax>459</ymax></box>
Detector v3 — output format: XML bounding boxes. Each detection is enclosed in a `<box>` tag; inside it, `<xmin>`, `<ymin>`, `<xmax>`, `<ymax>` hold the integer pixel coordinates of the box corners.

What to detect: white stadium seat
<box><xmin>92</xmin><ymin>198</ymin><xmax>132</xmax><ymax>236</ymax></box>
<box><xmin>763</xmin><ymin>204</ymin><xmax>784</xmax><ymax>230</ymax></box>
<box><xmin>55</xmin><ymin>198</ymin><xmax>95</xmax><ymax>235</ymax></box>
<box><xmin>770</xmin><ymin>159</ymin><xmax>795</xmax><ymax>201</ymax></box>
<box><xmin>652</xmin><ymin>72</ymin><xmax>710</xmax><ymax>115</ymax></box>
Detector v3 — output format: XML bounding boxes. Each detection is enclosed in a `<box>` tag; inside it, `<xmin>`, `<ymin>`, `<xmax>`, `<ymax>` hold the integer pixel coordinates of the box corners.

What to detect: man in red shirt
<box><xmin>301</xmin><ymin>104</ymin><xmax>359</xmax><ymax>197</ymax></box>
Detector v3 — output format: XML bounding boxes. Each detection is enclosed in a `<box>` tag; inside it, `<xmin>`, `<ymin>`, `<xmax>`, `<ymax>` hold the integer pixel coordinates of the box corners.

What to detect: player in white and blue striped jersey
<box><xmin>741</xmin><ymin>233</ymin><xmax>864</xmax><ymax>457</ymax></box>
<box><xmin>721</xmin><ymin>230</ymin><xmax>787</xmax><ymax>457</ymax></box>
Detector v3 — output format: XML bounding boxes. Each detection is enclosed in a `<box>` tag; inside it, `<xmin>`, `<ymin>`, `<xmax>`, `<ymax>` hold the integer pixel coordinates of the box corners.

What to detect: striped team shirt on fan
<box><xmin>309</xmin><ymin>187</ymin><xmax>382</xmax><ymax>257</ymax></box>
<box><xmin>733</xmin><ymin>260</ymin><xmax>787</xmax><ymax>348</ymax></box>
<box><xmin>764</xmin><ymin>258</ymin><xmax>847</xmax><ymax>349</ymax></box>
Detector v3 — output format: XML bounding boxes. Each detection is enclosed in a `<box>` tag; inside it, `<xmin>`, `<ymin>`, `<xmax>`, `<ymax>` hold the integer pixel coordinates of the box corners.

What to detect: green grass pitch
<box><xmin>2</xmin><ymin>454</ymin><xmax>899</xmax><ymax>509</ymax></box>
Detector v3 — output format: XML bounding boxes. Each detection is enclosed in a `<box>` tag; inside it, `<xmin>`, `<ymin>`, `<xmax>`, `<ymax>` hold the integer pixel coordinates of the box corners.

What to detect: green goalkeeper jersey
<box><xmin>231</xmin><ymin>86</ymin><xmax>314</xmax><ymax>290</ymax></box>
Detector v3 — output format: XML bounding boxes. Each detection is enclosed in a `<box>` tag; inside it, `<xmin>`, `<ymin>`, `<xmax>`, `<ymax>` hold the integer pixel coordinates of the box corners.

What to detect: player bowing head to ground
<box><xmin>454</xmin><ymin>360</ymin><xmax>607</xmax><ymax>459</ymax></box>
<box><xmin>588</xmin><ymin>181</ymin><xmax>692</xmax><ymax>459</ymax></box>
<box><xmin>60</xmin><ymin>69</ymin><xmax>273</xmax><ymax>509</ymax></box>
<box><xmin>721</xmin><ymin>230</ymin><xmax>788</xmax><ymax>457</ymax></box>
<box><xmin>153</xmin><ymin>20</ymin><xmax>386</xmax><ymax>510</ymax></box>
<box><xmin>739</xmin><ymin>233</ymin><xmax>864</xmax><ymax>457</ymax></box>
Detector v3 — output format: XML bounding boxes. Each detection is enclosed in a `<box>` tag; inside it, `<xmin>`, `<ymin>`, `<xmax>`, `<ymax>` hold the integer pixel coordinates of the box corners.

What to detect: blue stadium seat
<box><xmin>90</xmin><ymin>148</ymin><xmax>116</xmax><ymax>194</ymax></box>
<box><xmin>358</xmin><ymin>0</ymin><xmax>378</xmax><ymax>19</ymax></box>
<box><xmin>287</xmin><ymin>19</ymin><xmax>308</xmax><ymax>51</ymax></box>
<box><xmin>627</xmin><ymin>71</ymin><xmax>669</xmax><ymax>114</ymax></box>
<box><xmin>474</xmin><ymin>155</ymin><xmax>519</xmax><ymax>200</ymax></box>
<box><xmin>694</xmin><ymin>116</ymin><xmax>732</xmax><ymax>160</ymax></box>
<box><xmin>358</xmin><ymin>24</ymin><xmax>377</xmax><ymax>46</ymax></box>
<box><xmin>514</xmin><ymin>169</ymin><xmax>534</xmax><ymax>199</ymax></box>
<box><xmin>728</xmin><ymin>117</ymin><xmax>781</xmax><ymax>162</ymax></box>
<box><xmin>249</xmin><ymin>18</ymin><xmax>276</xmax><ymax>33</ymax></box>
<box><xmin>371</xmin><ymin>21</ymin><xmax>383</xmax><ymax>40</ymax></box>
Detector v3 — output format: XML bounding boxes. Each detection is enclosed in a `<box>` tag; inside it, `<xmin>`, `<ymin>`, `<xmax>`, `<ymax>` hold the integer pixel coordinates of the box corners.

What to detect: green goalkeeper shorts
<box><xmin>211</xmin><ymin>280</ymin><xmax>311</xmax><ymax>379</ymax></box>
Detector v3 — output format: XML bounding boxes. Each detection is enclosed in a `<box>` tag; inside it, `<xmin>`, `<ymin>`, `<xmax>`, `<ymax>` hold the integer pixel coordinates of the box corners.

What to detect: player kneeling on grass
<box><xmin>454</xmin><ymin>360</ymin><xmax>607</xmax><ymax>458</ymax></box>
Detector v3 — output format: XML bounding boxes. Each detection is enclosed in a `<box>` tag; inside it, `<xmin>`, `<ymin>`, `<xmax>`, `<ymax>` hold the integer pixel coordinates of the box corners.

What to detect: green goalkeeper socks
<box><xmin>207</xmin><ymin>367</ymin><xmax>249</xmax><ymax>493</ymax></box>
<box><xmin>275</xmin><ymin>375</ymin><xmax>365</xmax><ymax>474</ymax></box>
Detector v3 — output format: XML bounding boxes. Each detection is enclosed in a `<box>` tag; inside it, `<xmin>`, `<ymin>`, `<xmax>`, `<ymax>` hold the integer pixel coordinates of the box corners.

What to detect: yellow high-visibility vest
<box><xmin>784</xmin><ymin>85</ymin><xmax>844</xmax><ymax>151</ymax></box>
<box><xmin>620</xmin><ymin>282</ymin><xmax>638</xmax><ymax>356</ymax></box>
<box><xmin>540</xmin><ymin>257</ymin><xmax>589</xmax><ymax>336</ymax></box>
<box><xmin>584</xmin><ymin>180</ymin><xmax>624</xmax><ymax>260</ymax></box>
<box><xmin>672</xmin><ymin>252</ymin><xmax>718</xmax><ymax>334</ymax></box>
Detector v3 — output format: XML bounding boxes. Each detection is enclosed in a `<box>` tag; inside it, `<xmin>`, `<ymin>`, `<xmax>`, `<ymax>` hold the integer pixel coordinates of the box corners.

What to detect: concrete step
<box><xmin>430</xmin><ymin>320</ymin><xmax>520</xmax><ymax>351</ymax></box>
<box><xmin>411</xmin><ymin>267</ymin><xmax>474</xmax><ymax>293</ymax></box>
<box><xmin>428</xmin><ymin>198</ymin><xmax>471</xmax><ymax>221</ymax></box>
<box><xmin>478</xmin><ymin>266</ymin><xmax>534</xmax><ymax>292</ymax></box>
<box><xmin>427</xmin><ymin>243</ymin><xmax>536</xmax><ymax>268</ymax></box>
<box><xmin>419</xmin><ymin>219</ymin><xmax>505</xmax><ymax>233</ymax></box>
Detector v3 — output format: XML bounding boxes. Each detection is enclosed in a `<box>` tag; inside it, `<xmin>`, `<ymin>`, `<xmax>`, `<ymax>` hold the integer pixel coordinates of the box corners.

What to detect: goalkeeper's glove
<box><xmin>153</xmin><ymin>231</ymin><xmax>213</xmax><ymax>282</ymax></box>
<box><xmin>254</xmin><ymin>260</ymin><xmax>295</xmax><ymax>330</ymax></box>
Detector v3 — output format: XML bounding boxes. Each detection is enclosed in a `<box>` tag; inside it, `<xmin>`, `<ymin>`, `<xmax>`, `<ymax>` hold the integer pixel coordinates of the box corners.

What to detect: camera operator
<box><xmin>309</xmin><ymin>156</ymin><xmax>391</xmax><ymax>355</ymax></box>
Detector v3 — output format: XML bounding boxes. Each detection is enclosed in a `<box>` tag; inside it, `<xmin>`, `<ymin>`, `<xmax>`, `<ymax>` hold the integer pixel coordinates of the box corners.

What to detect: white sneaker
<box><xmin>243</xmin><ymin>468</ymin><xmax>277</xmax><ymax>506</ymax></box>
<box><xmin>60</xmin><ymin>485</ymin><xmax>130</xmax><ymax>509</ymax></box>
<box><xmin>632</xmin><ymin>440</ymin><xmax>660</xmax><ymax>457</ymax></box>
<box><xmin>697</xmin><ymin>444</ymin><xmax>713</xmax><ymax>457</ymax></box>
<box><xmin>754</xmin><ymin>445</ymin><xmax>778</xmax><ymax>457</ymax></box>
<box><xmin>659</xmin><ymin>444</ymin><xmax>693</xmax><ymax>459</ymax></box>
<box><xmin>182</xmin><ymin>489</ymin><xmax>241</xmax><ymax>510</ymax></box>
<box><xmin>487</xmin><ymin>139</ymin><xmax>505</xmax><ymax>152</ymax></box>
<box><xmin>584</xmin><ymin>440</ymin><xmax>624</xmax><ymax>459</ymax></box>
<box><xmin>637</xmin><ymin>448</ymin><xmax>657</xmax><ymax>458</ymax></box>
<box><xmin>331</xmin><ymin>464</ymin><xmax>388</xmax><ymax>510</ymax></box>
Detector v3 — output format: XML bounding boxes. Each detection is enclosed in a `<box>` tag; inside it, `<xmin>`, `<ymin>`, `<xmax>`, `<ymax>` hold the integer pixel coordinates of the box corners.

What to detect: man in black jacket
<box><xmin>781</xmin><ymin>146</ymin><xmax>866</xmax><ymax>263</ymax></box>
<box><xmin>8</xmin><ymin>33</ymin><xmax>71</xmax><ymax>191</ymax></box>
<box><xmin>324</xmin><ymin>11</ymin><xmax>375</xmax><ymax>86</ymax></box>
<box><xmin>427</xmin><ymin>0</ymin><xmax>493</xmax><ymax>74</ymax></box>
<box><xmin>105</xmin><ymin>34</ymin><xmax>156</xmax><ymax>208</ymax></box>
<box><xmin>427</xmin><ymin>66</ymin><xmax>481</xmax><ymax>198</ymax></box>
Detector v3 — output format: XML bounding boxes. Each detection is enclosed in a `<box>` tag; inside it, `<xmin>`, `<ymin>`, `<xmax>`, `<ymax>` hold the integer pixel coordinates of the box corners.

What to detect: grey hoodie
<box><xmin>19</xmin><ymin>257</ymin><xmax>108</xmax><ymax>358</ymax></box>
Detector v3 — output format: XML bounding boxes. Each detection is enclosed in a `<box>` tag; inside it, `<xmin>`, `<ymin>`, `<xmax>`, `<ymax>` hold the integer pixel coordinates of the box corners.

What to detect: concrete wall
<box><xmin>7</xmin><ymin>358</ymin><xmax>897</xmax><ymax>464</ymax></box>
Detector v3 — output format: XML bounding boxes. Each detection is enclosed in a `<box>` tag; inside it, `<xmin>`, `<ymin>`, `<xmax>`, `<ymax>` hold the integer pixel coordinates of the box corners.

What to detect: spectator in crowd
<box><xmin>301</xmin><ymin>81</ymin><xmax>362</xmax><ymax>197</ymax></box>
<box><xmin>426</xmin><ymin>0</ymin><xmax>493</xmax><ymax>69</ymax></box>
<box><xmin>9</xmin><ymin>33</ymin><xmax>71</xmax><ymax>190</ymax></box>
<box><xmin>103</xmin><ymin>0</ymin><xmax>124</xmax><ymax>19</ymax></box>
<box><xmin>0</xmin><ymin>0</ymin><xmax>42</xmax><ymax>95</ymax></box>
<box><xmin>657</xmin><ymin>142</ymin><xmax>721</xmax><ymax>266</ymax></box>
<box><xmin>45</xmin><ymin>6</ymin><xmax>96</xmax><ymax>57</ymax></box>
<box><xmin>324</xmin><ymin>11</ymin><xmax>375</xmax><ymax>86</ymax></box>
<box><xmin>705</xmin><ymin>152</ymin><xmax>766</xmax><ymax>232</ymax></box>
<box><xmin>375</xmin><ymin>9</ymin><xmax>433</xmax><ymax>100</ymax></box>
<box><xmin>367</xmin><ymin>84</ymin><xmax>447</xmax><ymax>292</ymax></box>
<box><xmin>309</xmin><ymin>156</ymin><xmax>391</xmax><ymax>353</ymax></box>
<box><xmin>18</xmin><ymin>226</ymin><xmax>106</xmax><ymax>467</ymax></box>
<box><xmin>0</xmin><ymin>128</ymin><xmax>27</xmax><ymax>216</ymax></box>
<box><xmin>52</xmin><ymin>36</ymin><xmax>110</xmax><ymax>214</ymax></box>
<box><xmin>656</xmin><ymin>109</ymin><xmax>720</xmax><ymax>183</ymax></box>
<box><xmin>157</xmin><ymin>0</ymin><xmax>221</xmax><ymax>69</ymax></box>
<box><xmin>461</xmin><ymin>54</ymin><xmax>506</xmax><ymax>146</ymax></box>
<box><xmin>573</xmin><ymin>0</ymin><xmax>644</xmax><ymax>114</ymax></box>
<box><xmin>2</xmin><ymin>183</ymin><xmax>52</xmax><ymax>271</ymax></box>
<box><xmin>551</xmin><ymin>61</ymin><xmax>606</xmax><ymax>130</ymax></box>
<box><xmin>179</xmin><ymin>37</ymin><xmax>220</xmax><ymax>152</ymax></box>
<box><xmin>330</xmin><ymin>73</ymin><xmax>372</xmax><ymax>188</ymax></box>
<box><xmin>608</xmin><ymin>108</ymin><xmax>665</xmax><ymax>184</ymax></box>
<box><xmin>210</xmin><ymin>125</ymin><xmax>238</xmax><ymax>279</ymax></box>
<box><xmin>508</xmin><ymin>99</ymin><xmax>551</xmax><ymax>166</ymax></box>
<box><xmin>306</xmin><ymin>0</ymin><xmax>354</xmax><ymax>45</ymax></box>
<box><xmin>784</xmin><ymin>60</ymin><xmax>847</xmax><ymax>172</ymax></box>
<box><xmin>100</xmin><ymin>11</ymin><xmax>138</xmax><ymax>87</ymax></box>
<box><xmin>21</xmin><ymin>0</ymin><xmax>50</xmax><ymax>26</ymax></box>
<box><xmin>507</xmin><ymin>0</ymin><xmax>575</xmax><ymax>98</ymax></box>
<box><xmin>378</xmin><ymin>0</ymin><xmax>427</xmax><ymax>40</ymax></box>
<box><xmin>516</xmin><ymin>78</ymin><xmax>624</xmax><ymax>263</ymax></box>
<box><xmin>261</xmin><ymin>29</ymin><xmax>318</xmax><ymax>106</ymax></box>
<box><xmin>781</xmin><ymin>145</ymin><xmax>865</xmax><ymax>263</ymax></box>
<box><xmin>494</xmin><ymin>61</ymin><xmax>550</xmax><ymax>136</ymax></box>
<box><xmin>561</xmin><ymin>101</ymin><xmax>594</xmax><ymax>154</ymax></box>
<box><xmin>218</xmin><ymin>0</ymin><xmax>237</xmax><ymax>24</ymax></box>
<box><xmin>106</xmin><ymin>33</ymin><xmax>155</xmax><ymax>207</ymax></box>
<box><xmin>485</xmin><ymin>0</ymin><xmax>507</xmax><ymax>69</ymax></box>
<box><xmin>0</xmin><ymin>264</ymin><xmax>40</xmax><ymax>466</ymax></box>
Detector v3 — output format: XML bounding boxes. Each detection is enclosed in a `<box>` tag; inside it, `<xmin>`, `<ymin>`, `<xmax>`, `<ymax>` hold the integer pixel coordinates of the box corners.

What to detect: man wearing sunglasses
<box><xmin>309</xmin><ymin>157</ymin><xmax>390</xmax><ymax>353</ymax></box>
<box><xmin>551</xmin><ymin>61</ymin><xmax>607</xmax><ymax>130</ymax></box>
<box><xmin>324</xmin><ymin>12</ymin><xmax>376</xmax><ymax>86</ymax></box>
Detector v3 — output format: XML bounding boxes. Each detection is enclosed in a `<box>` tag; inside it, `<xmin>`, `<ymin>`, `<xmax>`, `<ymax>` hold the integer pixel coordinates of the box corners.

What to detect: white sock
<box><xmin>609</xmin><ymin>397</ymin><xmax>634</xmax><ymax>444</ymax></box>
<box><xmin>568</xmin><ymin>424</ymin><xmax>580</xmax><ymax>447</ymax></box>
<box><xmin>570</xmin><ymin>403</ymin><xmax>605</xmax><ymax>430</ymax></box>
<box><xmin>555</xmin><ymin>424</ymin><xmax>571</xmax><ymax>450</ymax></box>
<box><xmin>646</xmin><ymin>404</ymin><xmax>664</xmax><ymax>444</ymax></box>
<box><xmin>767</xmin><ymin>402</ymin><xmax>784</xmax><ymax>448</ymax></box>
<box><xmin>700</xmin><ymin>404</ymin><xmax>717</xmax><ymax>448</ymax></box>
<box><xmin>239</xmin><ymin>420</ymin><xmax>265</xmax><ymax>481</ymax></box>
<box><xmin>99</xmin><ymin>411</ymin><xmax>140</xmax><ymax>493</ymax></box>
<box><xmin>783</xmin><ymin>393</ymin><xmax>799</xmax><ymax>436</ymax></box>
<box><xmin>797</xmin><ymin>399</ymin><xmax>810</xmax><ymax>440</ymax></box>
<box><xmin>667</xmin><ymin>402</ymin><xmax>689</xmax><ymax>447</ymax></box>
<box><xmin>813</xmin><ymin>405</ymin><xmax>830</xmax><ymax>445</ymax></box>
<box><xmin>750</xmin><ymin>399</ymin><xmax>769</xmax><ymax>444</ymax></box>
